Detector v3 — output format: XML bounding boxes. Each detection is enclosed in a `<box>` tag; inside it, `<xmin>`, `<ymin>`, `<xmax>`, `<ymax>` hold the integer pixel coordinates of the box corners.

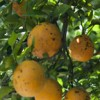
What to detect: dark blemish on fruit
<box><xmin>84</xmin><ymin>36</ymin><xmax>90</xmax><ymax>40</ymax></box>
<box><xmin>84</xmin><ymin>47</ymin><xmax>87</xmax><ymax>50</ymax></box>
<box><xmin>50</xmin><ymin>32</ymin><xmax>53</xmax><ymax>35</ymax></box>
<box><xmin>75</xmin><ymin>90</ymin><xmax>80</xmax><ymax>93</ymax></box>
<box><xmin>52</xmin><ymin>38</ymin><xmax>55</xmax><ymax>41</ymax></box>
<box><xmin>57</xmin><ymin>88</ymin><xmax>60</xmax><ymax>91</ymax></box>
<box><xmin>46</xmin><ymin>28</ymin><xmax>48</xmax><ymax>30</ymax></box>
<box><xmin>23</xmin><ymin>80</ymin><xmax>25</xmax><ymax>82</ymax></box>
<box><xmin>25</xmin><ymin>82</ymin><xmax>29</xmax><ymax>85</ymax></box>
<box><xmin>86</xmin><ymin>42</ymin><xmax>89</xmax><ymax>47</ymax></box>
<box><xmin>65</xmin><ymin>96</ymin><xmax>68</xmax><ymax>100</ymax></box>
<box><xmin>84</xmin><ymin>38</ymin><xmax>87</xmax><ymax>41</ymax></box>
<box><xmin>17</xmin><ymin>75</ymin><xmax>20</xmax><ymax>78</ymax></box>
<box><xmin>19</xmin><ymin>69</ymin><xmax>23</xmax><ymax>73</ymax></box>
<box><xmin>61</xmin><ymin>38</ymin><xmax>63</xmax><ymax>41</ymax></box>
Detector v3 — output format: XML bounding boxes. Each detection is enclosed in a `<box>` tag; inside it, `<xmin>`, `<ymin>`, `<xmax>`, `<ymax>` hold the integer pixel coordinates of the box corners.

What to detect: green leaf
<box><xmin>91</xmin><ymin>0</ymin><xmax>100</xmax><ymax>9</ymax></box>
<box><xmin>17</xmin><ymin>47</ymin><xmax>31</xmax><ymax>63</ymax></box>
<box><xmin>2</xmin><ymin>55</ymin><xmax>15</xmax><ymax>70</ymax></box>
<box><xmin>4</xmin><ymin>15</ymin><xmax>20</xmax><ymax>24</ymax></box>
<box><xmin>11</xmin><ymin>93</ymin><xmax>21</xmax><ymax>100</ymax></box>
<box><xmin>0</xmin><ymin>86</ymin><xmax>13</xmax><ymax>99</ymax></box>
<box><xmin>91</xmin><ymin>19</ymin><xmax>100</xmax><ymax>25</ymax></box>
<box><xmin>53</xmin><ymin>4</ymin><xmax>70</xmax><ymax>18</ymax></box>
<box><xmin>0</xmin><ymin>0</ymin><xmax>3</xmax><ymax>3</ymax></box>
<box><xmin>88</xmin><ymin>10</ymin><xmax>93</xmax><ymax>21</ymax></box>
<box><xmin>25</xmin><ymin>9</ymin><xmax>47</xmax><ymax>19</ymax></box>
<box><xmin>34</xmin><ymin>0</ymin><xmax>46</xmax><ymax>7</ymax></box>
<box><xmin>8</xmin><ymin>32</ymin><xmax>18</xmax><ymax>47</ymax></box>
<box><xmin>13</xmin><ymin>32</ymin><xmax>28</xmax><ymax>57</ymax></box>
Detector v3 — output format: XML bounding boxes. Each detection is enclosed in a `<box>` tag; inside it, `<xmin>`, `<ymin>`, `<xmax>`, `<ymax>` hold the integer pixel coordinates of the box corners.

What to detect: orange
<box><xmin>13</xmin><ymin>60</ymin><xmax>46</xmax><ymax>97</ymax></box>
<box><xmin>35</xmin><ymin>78</ymin><xmax>62</xmax><ymax>100</ymax></box>
<box><xmin>12</xmin><ymin>0</ymin><xmax>26</xmax><ymax>17</ymax></box>
<box><xmin>69</xmin><ymin>34</ymin><xmax>94</xmax><ymax>62</ymax></box>
<box><xmin>64</xmin><ymin>87</ymin><xmax>90</xmax><ymax>100</ymax></box>
<box><xmin>27</xmin><ymin>22</ymin><xmax>62</xmax><ymax>58</ymax></box>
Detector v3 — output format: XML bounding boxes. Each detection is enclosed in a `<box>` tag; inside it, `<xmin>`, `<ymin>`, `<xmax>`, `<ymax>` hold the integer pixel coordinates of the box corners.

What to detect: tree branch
<box><xmin>62</xmin><ymin>14</ymin><xmax>74</xmax><ymax>88</ymax></box>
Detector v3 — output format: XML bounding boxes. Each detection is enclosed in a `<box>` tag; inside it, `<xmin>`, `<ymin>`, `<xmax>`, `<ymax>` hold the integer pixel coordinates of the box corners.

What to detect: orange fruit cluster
<box><xmin>13</xmin><ymin>60</ymin><xmax>62</xmax><ymax>99</ymax></box>
<box><xmin>13</xmin><ymin>60</ymin><xmax>90</xmax><ymax>100</ymax></box>
<box><xmin>11</xmin><ymin>1</ymin><xmax>92</xmax><ymax>98</ymax></box>
<box><xmin>12</xmin><ymin>1</ymin><xmax>94</xmax><ymax>62</ymax></box>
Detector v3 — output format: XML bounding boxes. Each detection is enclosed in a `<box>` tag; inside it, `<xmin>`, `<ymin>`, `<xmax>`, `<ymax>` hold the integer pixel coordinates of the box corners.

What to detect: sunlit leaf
<box><xmin>8</xmin><ymin>32</ymin><xmax>18</xmax><ymax>47</ymax></box>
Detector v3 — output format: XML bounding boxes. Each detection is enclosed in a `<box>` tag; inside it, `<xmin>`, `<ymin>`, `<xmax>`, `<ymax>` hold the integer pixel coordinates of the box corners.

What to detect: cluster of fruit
<box><xmin>13</xmin><ymin>60</ymin><xmax>90</xmax><ymax>100</ymax></box>
<box><xmin>13</xmin><ymin>60</ymin><xmax>62</xmax><ymax>100</ymax></box>
<box><xmin>12</xmin><ymin>22</ymin><xmax>62</xmax><ymax>99</ymax></box>
<box><xmin>12</xmin><ymin>0</ymin><xmax>94</xmax><ymax>61</ymax></box>
<box><xmin>12</xmin><ymin>0</ymin><xmax>94</xmax><ymax>100</ymax></box>
<box><xmin>26</xmin><ymin>22</ymin><xmax>94</xmax><ymax>62</ymax></box>
<box><xmin>12</xmin><ymin>22</ymin><xmax>91</xmax><ymax>100</ymax></box>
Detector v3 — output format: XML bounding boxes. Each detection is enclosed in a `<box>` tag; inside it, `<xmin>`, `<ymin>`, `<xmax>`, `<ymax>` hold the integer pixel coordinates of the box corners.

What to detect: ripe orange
<box><xmin>35</xmin><ymin>78</ymin><xmax>62</xmax><ymax>100</ymax></box>
<box><xmin>27</xmin><ymin>22</ymin><xmax>62</xmax><ymax>58</ymax></box>
<box><xmin>69</xmin><ymin>34</ymin><xmax>94</xmax><ymax>62</ymax></box>
<box><xmin>64</xmin><ymin>87</ymin><xmax>90</xmax><ymax>100</ymax></box>
<box><xmin>13</xmin><ymin>60</ymin><xmax>46</xmax><ymax>97</ymax></box>
<box><xmin>12</xmin><ymin>0</ymin><xmax>26</xmax><ymax>17</ymax></box>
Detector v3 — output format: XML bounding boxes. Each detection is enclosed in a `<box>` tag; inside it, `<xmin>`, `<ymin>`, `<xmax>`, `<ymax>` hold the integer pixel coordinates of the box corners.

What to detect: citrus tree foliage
<box><xmin>0</xmin><ymin>0</ymin><xmax>100</xmax><ymax>100</ymax></box>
